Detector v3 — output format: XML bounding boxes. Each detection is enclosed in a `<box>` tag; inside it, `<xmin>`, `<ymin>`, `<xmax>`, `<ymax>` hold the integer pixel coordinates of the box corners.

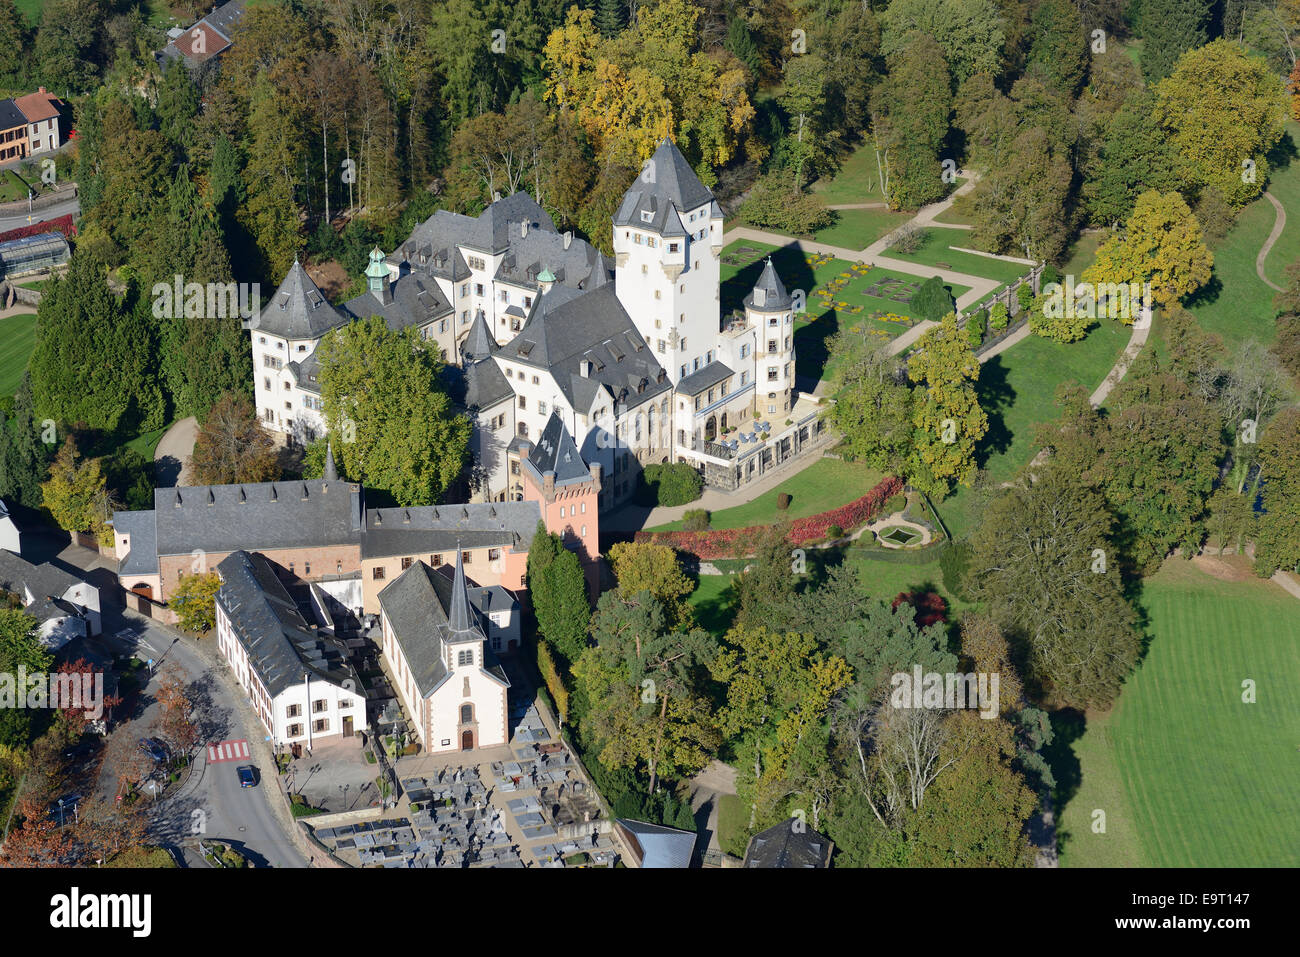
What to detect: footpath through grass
<box><xmin>1056</xmin><ymin>558</ymin><xmax>1300</xmax><ymax>867</ymax></box>
<box><xmin>885</xmin><ymin>227</ymin><xmax>1031</xmax><ymax>285</ymax></box>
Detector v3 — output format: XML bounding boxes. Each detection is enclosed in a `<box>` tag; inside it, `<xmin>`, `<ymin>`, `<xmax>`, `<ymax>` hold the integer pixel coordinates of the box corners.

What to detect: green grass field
<box><xmin>650</xmin><ymin>457</ymin><xmax>885</xmax><ymax>532</ymax></box>
<box><xmin>123</xmin><ymin>422</ymin><xmax>171</xmax><ymax>460</ymax></box>
<box><xmin>811</xmin><ymin>206</ymin><xmax>913</xmax><ymax>250</ymax></box>
<box><xmin>935</xmin><ymin>317</ymin><xmax>1131</xmax><ymax>538</ymax></box>
<box><xmin>1055</xmin><ymin>558</ymin><xmax>1300</xmax><ymax>867</ymax></box>
<box><xmin>811</xmin><ymin>143</ymin><xmax>889</xmax><ymax>205</ymax></box>
<box><xmin>885</xmin><ymin>227</ymin><xmax>1032</xmax><ymax>285</ymax></box>
<box><xmin>0</xmin><ymin>311</ymin><xmax>37</xmax><ymax>397</ymax></box>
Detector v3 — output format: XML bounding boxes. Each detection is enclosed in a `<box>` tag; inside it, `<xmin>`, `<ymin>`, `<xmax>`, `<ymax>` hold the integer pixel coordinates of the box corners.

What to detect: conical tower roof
<box><xmin>745</xmin><ymin>257</ymin><xmax>792</xmax><ymax>311</ymax></box>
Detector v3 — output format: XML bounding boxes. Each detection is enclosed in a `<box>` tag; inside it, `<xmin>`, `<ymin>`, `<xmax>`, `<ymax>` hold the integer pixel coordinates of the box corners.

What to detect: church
<box><xmin>248</xmin><ymin>137</ymin><xmax>828</xmax><ymax>512</ymax></box>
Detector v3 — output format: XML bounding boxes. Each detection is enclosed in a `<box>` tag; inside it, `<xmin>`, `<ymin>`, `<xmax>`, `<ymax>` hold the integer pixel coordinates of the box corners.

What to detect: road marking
<box><xmin>207</xmin><ymin>739</ymin><xmax>250</xmax><ymax>763</ymax></box>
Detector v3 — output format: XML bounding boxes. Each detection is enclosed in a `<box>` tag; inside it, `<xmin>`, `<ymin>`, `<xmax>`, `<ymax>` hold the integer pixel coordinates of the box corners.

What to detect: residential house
<box><xmin>12</xmin><ymin>88</ymin><xmax>62</xmax><ymax>156</ymax></box>
<box><xmin>215</xmin><ymin>549</ymin><xmax>366</xmax><ymax>748</ymax></box>
<box><xmin>157</xmin><ymin>0</ymin><xmax>246</xmax><ymax>76</ymax></box>
<box><xmin>0</xmin><ymin>549</ymin><xmax>103</xmax><ymax>651</ymax></box>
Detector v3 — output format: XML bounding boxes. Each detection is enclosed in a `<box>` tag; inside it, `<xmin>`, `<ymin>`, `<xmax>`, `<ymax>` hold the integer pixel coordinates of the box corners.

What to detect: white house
<box><xmin>377</xmin><ymin>551</ymin><xmax>510</xmax><ymax>754</ymax></box>
<box><xmin>215</xmin><ymin>550</ymin><xmax>366</xmax><ymax>748</ymax></box>
<box><xmin>0</xmin><ymin>547</ymin><xmax>102</xmax><ymax>651</ymax></box>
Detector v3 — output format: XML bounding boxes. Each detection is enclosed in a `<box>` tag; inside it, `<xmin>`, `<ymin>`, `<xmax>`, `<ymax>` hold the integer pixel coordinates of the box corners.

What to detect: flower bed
<box><xmin>634</xmin><ymin>476</ymin><xmax>904</xmax><ymax>559</ymax></box>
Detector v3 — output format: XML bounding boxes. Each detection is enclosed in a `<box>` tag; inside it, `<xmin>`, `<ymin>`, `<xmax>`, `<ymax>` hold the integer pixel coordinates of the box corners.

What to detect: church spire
<box><xmin>323</xmin><ymin>441</ymin><xmax>338</xmax><ymax>481</ymax></box>
<box><xmin>448</xmin><ymin>542</ymin><xmax>473</xmax><ymax>634</ymax></box>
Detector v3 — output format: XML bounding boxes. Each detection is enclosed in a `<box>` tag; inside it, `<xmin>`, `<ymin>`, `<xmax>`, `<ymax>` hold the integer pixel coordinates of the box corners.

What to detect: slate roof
<box><xmin>743</xmin><ymin>819</ymin><xmax>834</xmax><ymax>868</ymax></box>
<box><xmin>405</xmin><ymin>193</ymin><xmax>555</xmax><ymax>258</ymax></box>
<box><xmin>360</xmin><ymin>501</ymin><xmax>541</xmax><ymax>560</ymax></box>
<box><xmin>148</xmin><ymin>480</ymin><xmax>364</xmax><ymax>557</ymax></box>
<box><xmin>459</xmin><ymin>358</ymin><xmax>513</xmax><ymax>412</ymax></box>
<box><xmin>250</xmin><ymin>259</ymin><xmax>350</xmax><ymax>340</ymax></box>
<box><xmin>614</xmin><ymin>138</ymin><xmax>716</xmax><ymax>231</ymax></box>
<box><xmin>288</xmin><ymin>350</ymin><xmax>323</xmax><ymax>396</ymax></box>
<box><xmin>526</xmin><ymin>414</ymin><xmax>590</xmax><ymax>486</ymax></box>
<box><xmin>745</xmin><ymin>258</ymin><xmax>792</xmax><ymax>312</ymax></box>
<box><xmin>0</xmin><ymin>99</ymin><xmax>27</xmax><ymax>133</ymax></box>
<box><xmin>343</xmin><ymin>270</ymin><xmax>453</xmax><ymax>334</ymax></box>
<box><xmin>377</xmin><ymin>559</ymin><xmax>510</xmax><ymax>698</ymax></box>
<box><xmin>616</xmin><ymin>819</ymin><xmax>697</xmax><ymax>868</ymax></box>
<box><xmin>675</xmin><ymin>361</ymin><xmax>735</xmax><ymax>397</ymax></box>
<box><xmin>499</xmin><ymin>285</ymin><xmax>671</xmax><ymax>411</ymax></box>
<box><xmin>112</xmin><ymin>510</ymin><xmax>158</xmax><ymax>577</ymax></box>
<box><xmin>215</xmin><ymin>550</ymin><xmax>360</xmax><ymax>698</ymax></box>
<box><xmin>460</xmin><ymin>309</ymin><xmax>497</xmax><ymax>364</ymax></box>
<box><xmin>0</xmin><ymin>549</ymin><xmax>85</xmax><ymax>613</ymax></box>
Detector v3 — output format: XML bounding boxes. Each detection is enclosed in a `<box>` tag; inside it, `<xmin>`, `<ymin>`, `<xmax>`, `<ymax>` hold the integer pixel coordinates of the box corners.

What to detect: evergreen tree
<box><xmin>724</xmin><ymin>15</ymin><xmax>760</xmax><ymax>77</ymax></box>
<box><xmin>1140</xmin><ymin>0</ymin><xmax>1208</xmax><ymax>83</ymax></box>
<box><xmin>156</xmin><ymin>57</ymin><xmax>200</xmax><ymax>153</ymax></box>
<box><xmin>596</xmin><ymin>0</ymin><xmax>624</xmax><ymax>38</ymax></box>
<box><xmin>526</xmin><ymin>522</ymin><xmax>591</xmax><ymax>667</ymax></box>
<box><xmin>0</xmin><ymin>374</ymin><xmax>50</xmax><ymax>508</ymax></box>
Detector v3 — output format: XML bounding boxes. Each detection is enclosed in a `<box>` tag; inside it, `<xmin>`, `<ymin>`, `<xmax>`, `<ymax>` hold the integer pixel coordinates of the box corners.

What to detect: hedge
<box><xmin>640</xmin><ymin>463</ymin><xmax>703</xmax><ymax>507</ymax></box>
<box><xmin>635</xmin><ymin>476</ymin><xmax>904</xmax><ymax>559</ymax></box>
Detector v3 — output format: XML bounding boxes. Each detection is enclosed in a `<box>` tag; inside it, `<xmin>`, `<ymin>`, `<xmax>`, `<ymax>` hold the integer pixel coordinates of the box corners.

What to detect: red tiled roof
<box><xmin>12</xmin><ymin>90</ymin><xmax>60</xmax><ymax>124</ymax></box>
<box><xmin>168</xmin><ymin>22</ymin><xmax>232</xmax><ymax>64</ymax></box>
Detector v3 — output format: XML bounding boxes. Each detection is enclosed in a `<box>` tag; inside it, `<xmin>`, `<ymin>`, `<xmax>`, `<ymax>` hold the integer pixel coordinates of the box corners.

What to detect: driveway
<box><xmin>154</xmin><ymin>416</ymin><xmax>198</xmax><ymax>487</ymax></box>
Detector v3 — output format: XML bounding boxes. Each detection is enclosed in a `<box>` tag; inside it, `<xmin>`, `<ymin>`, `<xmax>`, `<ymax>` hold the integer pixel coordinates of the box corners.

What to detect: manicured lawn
<box><xmin>1183</xmin><ymin>123</ymin><xmax>1300</xmax><ymax>350</ymax></box>
<box><xmin>649</xmin><ymin>457</ymin><xmax>885</xmax><ymax>532</ymax></box>
<box><xmin>0</xmin><ymin>311</ymin><xmax>37</xmax><ymax>397</ymax></box>
<box><xmin>688</xmin><ymin>573</ymin><xmax>738</xmax><ymax>637</ymax></box>
<box><xmin>811</xmin><ymin>143</ymin><xmax>889</xmax><ymax>205</ymax></box>
<box><xmin>810</xmin><ymin>207</ymin><xmax>913</xmax><ymax>250</ymax></box>
<box><xmin>1058</xmin><ymin>231</ymin><xmax>1103</xmax><ymax>278</ymax></box>
<box><xmin>0</xmin><ymin>170</ymin><xmax>36</xmax><ymax>204</ymax></box>
<box><xmin>934</xmin><ymin>317</ymin><xmax>1131</xmax><ymax>539</ymax></box>
<box><xmin>1055</xmin><ymin>558</ymin><xmax>1300</xmax><ymax>867</ymax></box>
<box><xmin>885</xmin><ymin>227</ymin><xmax>1032</xmax><ymax>285</ymax></box>
<box><xmin>716</xmin><ymin>793</ymin><xmax>747</xmax><ymax>857</ymax></box>
<box><xmin>123</xmin><ymin>422</ymin><xmax>172</xmax><ymax>460</ymax></box>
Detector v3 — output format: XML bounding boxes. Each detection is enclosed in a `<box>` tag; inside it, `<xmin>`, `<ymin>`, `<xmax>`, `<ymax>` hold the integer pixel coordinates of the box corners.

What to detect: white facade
<box><xmin>251</xmin><ymin>330</ymin><xmax>327</xmax><ymax>442</ymax></box>
<box><xmin>25</xmin><ymin>116</ymin><xmax>58</xmax><ymax>155</ymax></box>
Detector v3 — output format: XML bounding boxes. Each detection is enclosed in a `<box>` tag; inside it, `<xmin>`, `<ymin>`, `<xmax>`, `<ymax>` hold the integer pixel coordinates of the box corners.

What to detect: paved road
<box><xmin>153</xmin><ymin>416</ymin><xmax>199</xmax><ymax>487</ymax></box>
<box><xmin>0</xmin><ymin>196</ymin><xmax>79</xmax><ymax>233</ymax></box>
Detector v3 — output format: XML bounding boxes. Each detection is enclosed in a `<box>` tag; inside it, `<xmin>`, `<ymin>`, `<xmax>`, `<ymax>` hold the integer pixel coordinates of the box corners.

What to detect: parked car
<box><xmin>138</xmin><ymin>738</ymin><xmax>168</xmax><ymax>762</ymax></box>
<box><xmin>236</xmin><ymin>765</ymin><xmax>258</xmax><ymax>788</ymax></box>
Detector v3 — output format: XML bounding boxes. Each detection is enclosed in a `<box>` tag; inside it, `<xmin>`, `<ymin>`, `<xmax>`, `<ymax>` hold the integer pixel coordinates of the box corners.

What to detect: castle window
<box><xmin>669</xmin><ymin>243</ymin><xmax>679</xmax><ymax>253</ymax></box>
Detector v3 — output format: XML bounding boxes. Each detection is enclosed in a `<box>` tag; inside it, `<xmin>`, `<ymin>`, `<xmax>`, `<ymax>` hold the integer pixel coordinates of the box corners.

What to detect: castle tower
<box><xmin>745</xmin><ymin>258</ymin><xmax>796</xmax><ymax>418</ymax></box>
<box><xmin>611</xmin><ymin>138</ymin><xmax>724</xmax><ymax>387</ymax></box>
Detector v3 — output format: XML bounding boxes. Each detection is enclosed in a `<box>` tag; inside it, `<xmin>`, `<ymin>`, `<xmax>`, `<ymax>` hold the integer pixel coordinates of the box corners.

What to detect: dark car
<box><xmin>237</xmin><ymin>765</ymin><xmax>257</xmax><ymax>788</ymax></box>
<box><xmin>138</xmin><ymin>738</ymin><xmax>168</xmax><ymax>762</ymax></box>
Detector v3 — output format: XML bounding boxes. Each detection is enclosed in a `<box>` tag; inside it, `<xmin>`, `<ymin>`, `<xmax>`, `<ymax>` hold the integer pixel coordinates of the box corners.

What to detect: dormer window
<box><xmin>640</xmin><ymin>210</ymin><xmax>653</xmax><ymax>223</ymax></box>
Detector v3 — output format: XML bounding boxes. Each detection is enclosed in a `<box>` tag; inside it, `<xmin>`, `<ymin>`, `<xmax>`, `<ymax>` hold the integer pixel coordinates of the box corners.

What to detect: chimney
<box><xmin>543</xmin><ymin>470</ymin><xmax>555</xmax><ymax>497</ymax></box>
<box><xmin>563</xmin><ymin>232</ymin><xmax>573</xmax><ymax>250</ymax></box>
<box><xmin>38</xmin><ymin>86</ymin><xmax>46</xmax><ymax>94</ymax></box>
<box><xmin>579</xmin><ymin>359</ymin><xmax>591</xmax><ymax>378</ymax></box>
<box><xmin>520</xmin><ymin>220</ymin><xmax>529</xmax><ymax>239</ymax></box>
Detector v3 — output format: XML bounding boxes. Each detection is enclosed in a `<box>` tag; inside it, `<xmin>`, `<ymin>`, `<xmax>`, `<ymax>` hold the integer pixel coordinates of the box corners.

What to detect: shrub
<box><xmin>889</xmin><ymin>222</ymin><xmax>929</xmax><ymax>254</ymax></box>
<box><xmin>682</xmin><ymin>508</ymin><xmax>711</xmax><ymax>531</ymax></box>
<box><xmin>1016</xmin><ymin>282</ymin><xmax>1034</xmax><ymax>311</ymax></box>
<box><xmin>640</xmin><ymin>463</ymin><xmax>703</xmax><ymax>507</ymax></box>
<box><xmin>892</xmin><ymin>590</ymin><xmax>948</xmax><ymax>627</ymax></box>
<box><xmin>776</xmin><ymin>492</ymin><xmax>791</xmax><ymax>510</ymax></box>
<box><xmin>966</xmin><ymin>313</ymin><xmax>986</xmax><ymax>348</ymax></box>
<box><xmin>989</xmin><ymin>302</ymin><xmax>1009</xmax><ymax>330</ymax></box>
<box><xmin>912</xmin><ymin>276</ymin><xmax>954</xmax><ymax>322</ymax></box>
<box><xmin>939</xmin><ymin>540</ymin><xmax>973</xmax><ymax>600</ymax></box>
<box><xmin>884</xmin><ymin>493</ymin><xmax>906</xmax><ymax>513</ymax></box>
<box><xmin>827</xmin><ymin>524</ymin><xmax>843</xmax><ymax>539</ymax></box>
<box><xmin>1040</xmin><ymin>264</ymin><xmax>1061</xmax><ymax>287</ymax></box>
<box><xmin>738</xmin><ymin>174</ymin><xmax>834</xmax><ymax>235</ymax></box>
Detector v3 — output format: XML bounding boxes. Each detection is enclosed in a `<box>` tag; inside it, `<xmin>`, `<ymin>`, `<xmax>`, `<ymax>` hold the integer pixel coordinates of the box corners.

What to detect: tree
<box><xmin>316</xmin><ymin>317</ymin><xmax>469</xmax><ymax>506</ymax></box>
<box><xmin>828</xmin><ymin>337</ymin><xmax>915</xmax><ymax>475</ymax></box>
<box><xmin>880</xmin><ymin>0</ymin><xmax>1006</xmax><ymax>85</ymax></box>
<box><xmin>907</xmin><ymin>313</ymin><xmax>988</xmax><ymax>497</ymax></box>
<box><xmin>1140</xmin><ymin>0</ymin><xmax>1209</xmax><ymax>83</ymax></box>
<box><xmin>1254</xmin><ymin>408</ymin><xmax>1300</xmax><ymax>575</ymax></box>
<box><xmin>41</xmin><ymin>438</ymin><xmax>115</xmax><ymax>546</ymax></box>
<box><xmin>777</xmin><ymin>54</ymin><xmax>834</xmax><ymax>192</ymax></box>
<box><xmin>968</xmin><ymin>465</ymin><xmax>1140</xmax><ymax>709</ymax></box>
<box><xmin>0</xmin><ymin>0</ymin><xmax>29</xmax><ymax>89</ymax></box>
<box><xmin>155</xmin><ymin>668</ymin><xmax>199</xmax><ymax>755</ymax></box>
<box><xmin>0</xmin><ymin>374</ymin><xmax>50</xmax><ymax>508</ymax></box>
<box><xmin>732</xmin><ymin>524</ymin><xmax>797</xmax><ymax>629</ymax></box>
<box><xmin>189</xmin><ymin>393</ymin><xmax>280</xmax><ymax>486</ymax></box>
<box><xmin>170</xmin><ymin>572</ymin><xmax>221</xmax><ymax>634</ymax></box>
<box><xmin>1152</xmin><ymin>39</ymin><xmax>1288</xmax><ymax>206</ymax></box>
<box><xmin>1083</xmin><ymin>190</ymin><xmax>1212</xmax><ymax>310</ymax></box>
<box><xmin>526</xmin><ymin>523</ymin><xmax>590</xmax><ymax>667</ymax></box>
<box><xmin>606</xmin><ymin>542</ymin><xmax>695</xmax><ymax>629</ymax></box>
<box><xmin>871</xmin><ymin>32</ymin><xmax>952</xmax><ymax>210</ymax></box>
<box><xmin>911</xmin><ymin>276</ymin><xmax>954</xmax><ymax>323</ymax></box>
<box><xmin>737</xmin><ymin>174</ymin><xmax>834</xmax><ymax>234</ymax></box>
<box><xmin>1026</xmin><ymin>0</ymin><xmax>1088</xmax><ymax>95</ymax></box>
<box><xmin>156</xmin><ymin>57</ymin><xmax>199</xmax><ymax>151</ymax></box>
<box><xmin>1082</xmin><ymin>92</ymin><xmax>1179</xmax><ymax>227</ymax></box>
<box><xmin>30</xmin><ymin>254</ymin><xmax>166</xmax><ymax>436</ymax></box>
<box><xmin>969</xmin><ymin>125</ymin><xmax>1073</xmax><ymax>262</ymax></box>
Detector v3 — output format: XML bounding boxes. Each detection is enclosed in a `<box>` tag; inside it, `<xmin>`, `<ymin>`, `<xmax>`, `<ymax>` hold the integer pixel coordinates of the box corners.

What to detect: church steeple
<box><xmin>447</xmin><ymin>543</ymin><xmax>474</xmax><ymax>635</ymax></box>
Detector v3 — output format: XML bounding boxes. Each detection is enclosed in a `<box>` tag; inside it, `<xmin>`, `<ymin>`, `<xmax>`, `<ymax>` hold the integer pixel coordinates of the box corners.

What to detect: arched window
<box><xmin>460</xmin><ymin>704</ymin><xmax>473</xmax><ymax>724</ymax></box>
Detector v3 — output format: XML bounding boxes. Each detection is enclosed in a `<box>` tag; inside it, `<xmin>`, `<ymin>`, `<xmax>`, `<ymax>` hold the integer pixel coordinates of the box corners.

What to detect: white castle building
<box><xmin>248</xmin><ymin>138</ymin><xmax>827</xmax><ymax>510</ymax></box>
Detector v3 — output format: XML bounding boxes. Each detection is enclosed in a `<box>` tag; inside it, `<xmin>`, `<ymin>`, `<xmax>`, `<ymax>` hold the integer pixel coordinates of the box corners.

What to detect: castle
<box><xmin>248</xmin><ymin>138</ymin><xmax>827</xmax><ymax>510</ymax></box>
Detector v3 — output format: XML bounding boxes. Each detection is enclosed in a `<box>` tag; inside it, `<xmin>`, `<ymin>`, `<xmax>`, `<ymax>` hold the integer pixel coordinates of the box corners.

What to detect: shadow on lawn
<box><xmin>973</xmin><ymin>354</ymin><xmax>1016</xmax><ymax>463</ymax></box>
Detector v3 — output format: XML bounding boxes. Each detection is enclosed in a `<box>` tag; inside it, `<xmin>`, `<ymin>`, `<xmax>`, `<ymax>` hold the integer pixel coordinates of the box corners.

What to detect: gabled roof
<box><xmin>377</xmin><ymin>560</ymin><xmax>510</xmax><ymax>697</ymax></box>
<box><xmin>159</xmin><ymin>0</ymin><xmax>245</xmax><ymax>66</ymax></box>
<box><xmin>745</xmin><ymin>258</ymin><xmax>792</xmax><ymax>312</ymax></box>
<box><xmin>675</xmin><ymin>361</ymin><xmax>734</xmax><ymax>397</ymax></box>
<box><xmin>0</xmin><ymin>99</ymin><xmax>27</xmax><ymax>133</ymax></box>
<box><xmin>525</xmin><ymin>413</ymin><xmax>590</xmax><ymax>486</ymax></box>
<box><xmin>251</xmin><ymin>259</ymin><xmax>350</xmax><ymax>340</ymax></box>
<box><xmin>215</xmin><ymin>550</ymin><xmax>360</xmax><ymax>698</ymax></box>
<box><xmin>0</xmin><ymin>549</ymin><xmax>86</xmax><ymax>610</ymax></box>
<box><xmin>406</xmin><ymin>193</ymin><xmax>556</xmax><ymax>259</ymax></box>
<box><xmin>13</xmin><ymin>90</ymin><xmax>61</xmax><ymax>124</ymax></box>
<box><xmin>147</xmin><ymin>480</ymin><xmax>364</xmax><ymax>557</ymax></box>
<box><xmin>499</xmin><ymin>285</ymin><xmax>671</xmax><ymax>411</ymax></box>
<box><xmin>743</xmin><ymin>818</ymin><xmax>834</xmax><ymax>868</ymax></box>
<box><xmin>616</xmin><ymin>819</ymin><xmax>697</xmax><ymax>868</ymax></box>
<box><xmin>360</xmin><ymin>501</ymin><xmax>541</xmax><ymax>560</ymax></box>
<box><xmin>614</xmin><ymin>138</ymin><xmax>715</xmax><ymax>231</ymax></box>
<box><xmin>343</xmin><ymin>269</ymin><xmax>453</xmax><ymax>334</ymax></box>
